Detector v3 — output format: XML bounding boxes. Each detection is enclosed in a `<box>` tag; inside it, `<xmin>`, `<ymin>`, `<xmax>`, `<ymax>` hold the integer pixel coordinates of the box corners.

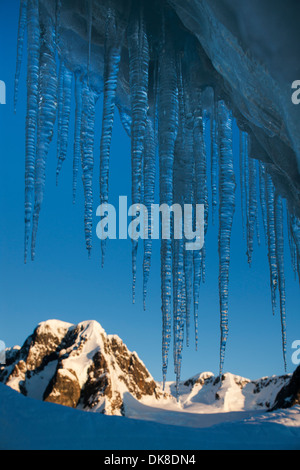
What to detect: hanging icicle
<box><xmin>143</xmin><ymin>117</ymin><xmax>156</xmax><ymax>310</ymax></box>
<box><xmin>247</xmin><ymin>152</ymin><xmax>258</xmax><ymax>265</ymax></box>
<box><xmin>14</xmin><ymin>0</ymin><xmax>28</xmax><ymax>113</ymax></box>
<box><xmin>265</xmin><ymin>173</ymin><xmax>278</xmax><ymax>316</ymax></box>
<box><xmin>211</xmin><ymin>106</ymin><xmax>219</xmax><ymax>226</ymax></box>
<box><xmin>73</xmin><ymin>73</ymin><xmax>83</xmax><ymax>204</ymax></box>
<box><xmin>218</xmin><ymin>100</ymin><xmax>236</xmax><ymax>376</ymax></box>
<box><xmin>80</xmin><ymin>80</ymin><xmax>98</xmax><ymax>257</ymax></box>
<box><xmin>99</xmin><ymin>4</ymin><xmax>125</xmax><ymax>266</ymax></box>
<box><xmin>127</xmin><ymin>1</ymin><xmax>150</xmax><ymax>303</ymax></box>
<box><xmin>274</xmin><ymin>196</ymin><xmax>287</xmax><ymax>371</ymax></box>
<box><xmin>259</xmin><ymin>161</ymin><xmax>269</xmax><ymax>246</ymax></box>
<box><xmin>158</xmin><ymin>15</ymin><xmax>178</xmax><ymax>386</ymax></box>
<box><xmin>31</xmin><ymin>14</ymin><xmax>58</xmax><ymax>260</ymax></box>
<box><xmin>56</xmin><ymin>63</ymin><xmax>73</xmax><ymax>185</ymax></box>
<box><xmin>24</xmin><ymin>0</ymin><xmax>40</xmax><ymax>264</ymax></box>
<box><xmin>193</xmin><ymin>106</ymin><xmax>207</xmax><ymax>350</ymax></box>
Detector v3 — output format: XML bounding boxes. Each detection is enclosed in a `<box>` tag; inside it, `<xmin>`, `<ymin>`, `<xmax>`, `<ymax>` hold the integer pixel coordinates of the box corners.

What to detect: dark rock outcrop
<box><xmin>271</xmin><ymin>366</ymin><xmax>300</xmax><ymax>411</ymax></box>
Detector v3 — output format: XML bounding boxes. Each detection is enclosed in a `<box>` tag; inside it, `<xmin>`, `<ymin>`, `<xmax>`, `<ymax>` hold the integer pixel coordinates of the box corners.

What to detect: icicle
<box><xmin>143</xmin><ymin>117</ymin><xmax>156</xmax><ymax>310</ymax></box>
<box><xmin>211</xmin><ymin>105</ymin><xmax>218</xmax><ymax>225</ymax></box>
<box><xmin>200</xmin><ymin>117</ymin><xmax>208</xmax><ymax>283</ymax></box>
<box><xmin>73</xmin><ymin>73</ymin><xmax>82</xmax><ymax>204</ymax></box>
<box><xmin>172</xmin><ymin>238</ymin><xmax>185</xmax><ymax>398</ymax></box>
<box><xmin>14</xmin><ymin>0</ymin><xmax>28</xmax><ymax>113</ymax></box>
<box><xmin>290</xmin><ymin>214</ymin><xmax>300</xmax><ymax>285</ymax></box>
<box><xmin>118</xmin><ymin>108</ymin><xmax>132</xmax><ymax>138</ymax></box>
<box><xmin>255</xmin><ymin>161</ymin><xmax>261</xmax><ymax>247</ymax></box>
<box><xmin>247</xmin><ymin>152</ymin><xmax>259</xmax><ymax>265</ymax></box>
<box><xmin>193</xmin><ymin>250</ymin><xmax>201</xmax><ymax>349</ymax></box>
<box><xmin>290</xmin><ymin>214</ymin><xmax>300</xmax><ymax>255</ymax></box>
<box><xmin>274</xmin><ymin>196</ymin><xmax>287</xmax><ymax>371</ymax></box>
<box><xmin>193</xmin><ymin>108</ymin><xmax>207</xmax><ymax>350</ymax></box>
<box><xmin>287</xmin><ymin>210</ymin><xmax>298</xmax><ymax>280</ymax></box>
<box><xmin>24</xmin><ymin>0</ymin><xmax>40</xmax><ymax>264</ymax></box>
<box><xmin>179</xmin><ymin>61</ymin><xmax>194</xmax><ymax>349</ymax></box>
<box><xmin>158</xmin><ymin>22</ymin><xmax>178</xmax><ymax>386</ymax></box>
<box><xmin>80</xmin><ymin>81</ymin><xmax>97</xmax><ymax>257</ymax></box>
<box><xmin>100</xmin><ymin>6</ymin><xmax>125</xmax><ymax>266</ymax></box>
<box><xmin>265</xmin><ymin>173</ymin><xmax>278</xmax><ymax>316</ymax></box>
<box><xmin>31</xmin><ymin>15</ymin><xmax>58</xmax><ymax>260</ymax></box>
<box><xmin>218</xmin><ymin>101</ymin><xmax>236</xmax><ymax>376</ymax></box>
<box><xmin>56</xmin><ymin>63</ymin><xmax>73</xmax><ymax>185</ymax></box>
<box><xmin>172</xmin><ymin>127</ymin><xmax>186</xmax><ymax>395</ymax></box>
<box><xmin>127</xmin><ymin>3</ymin><xmax>150</xmax><ymax>303</ymax></box>
<box><xmin>259</xmin><ymin>161</ymin><xmax>268</xmax><ymax>245</ymax></box>
<box><xmin>56</xmin><ymin>62</ymin><xmax>64</xmax><ymax>165</ymax></box>
<box><xmin>241</xmin><ymin>132</ymin><xmax>252</xmax><ymax>263</ymax></box>
<box><xmin>239</xmin><ymin>131</ymin><xmax>246</xmax><ymax>240</ymax></box>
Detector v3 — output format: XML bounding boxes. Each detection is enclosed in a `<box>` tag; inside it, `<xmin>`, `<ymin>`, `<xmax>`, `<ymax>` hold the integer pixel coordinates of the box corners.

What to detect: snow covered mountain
<box><xmin>0</xmin><ymin>320</ymin><xmax>166</xmax><ymax>416</ymax></box>
<box><xmin>1</xmin><ymin>319</ymin><xmax>299</xmax><ymax>423</ymax></box>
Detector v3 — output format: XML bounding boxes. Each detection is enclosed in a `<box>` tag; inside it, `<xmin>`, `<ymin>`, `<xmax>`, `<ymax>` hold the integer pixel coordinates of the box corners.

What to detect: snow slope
<box><xmin>0</xmin><ymin>383</ymin><xmax>299</xmax><ymax>450</ymax></box>
<box><xmin>1</xmin><ymin>319</ymin><xmax>292</xmax><ymax>421</ymax></box>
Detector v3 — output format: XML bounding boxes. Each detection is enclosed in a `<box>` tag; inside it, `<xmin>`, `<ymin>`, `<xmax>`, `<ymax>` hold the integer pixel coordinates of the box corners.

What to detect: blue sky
<box><xmin>0</xmin><ymin>1</ymin><xmax>299</xmax><ymax>382</ymax></box>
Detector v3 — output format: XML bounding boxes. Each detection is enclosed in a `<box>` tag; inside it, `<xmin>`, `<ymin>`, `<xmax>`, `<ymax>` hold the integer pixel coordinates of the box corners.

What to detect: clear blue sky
<box><xmin>0</xmin><ymin>1</ymin><xmax>299</xmax><ymax>382</ymax></box>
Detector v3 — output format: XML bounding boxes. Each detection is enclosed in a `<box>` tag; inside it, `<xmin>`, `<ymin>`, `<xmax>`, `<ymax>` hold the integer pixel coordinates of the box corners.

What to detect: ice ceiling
<box><xmin>15</xmin><ymin>0</ymin><xmax>300</xmax><ymax>391</ymax></box>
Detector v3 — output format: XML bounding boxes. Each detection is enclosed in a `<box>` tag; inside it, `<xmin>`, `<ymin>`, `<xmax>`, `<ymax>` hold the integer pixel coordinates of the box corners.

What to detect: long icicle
<box><xmin>259</xmin><ymin>161</ymin><xmax>268</xmax><ymax>245</ymax></box>
<box><xmin>81</xmin><ymin>81</ymin><xmax>97</xmax><ymax>257</ymax></box>
<box><xmin>287</xmin><ymin>210</ymin><xmax>299</xmax><ymax>282</ymax></box>
<box><xmin>239</xmin><ymin>130</ymin><xmax>246</xmax><ymax>240</ymax></box>
<box><xmin>247</xmin><ymin>152</ymin><xmax>258</xmax><ymax>265</ymax></box>
<box><xmin>290</xmin><ymin>214</ymin><xmax>300</xmax><ymax>285</ymax></box>
<box><xmin>179</xmin><ymin>58</ymin><xmax>194</xmax><ymax>350</ymax></box>
<box><xmin>143</xmin><ymin>117</ymin><xmax>156</xmax><ymax>310</ymax></box>
<box><xmin>218</xmin><ymin>101</ymin><xmax>236</xmax><ymax>376</ymax></box>
<box><xmin>172</xmin><ymin>59</ymin><xmax>190</xmax><ymax>393</ymax></box>
<box><xmin>99</xmin><ymin>5</ymin><xmax>124</xmax><ymax>266</ymax></box>
<box><xmin>31</xmin><ymin>14</ymin><xmax>58</xmax><ymax>260</ymax></box>
<box><xmin>56</xmin><ymin>64</ymin><xmax>73</xmax><ymax>185</ymax></box>
<box><xmin>24</xmin><ymin>0</ymin><xmax>40</xmax><ymax>264</ymax></box>
<box><xmin>73</xmin><ymin>73</ymin><xmax>83</xmax><ymax>204</ymax></box>
<box><xmin>127</xmin><ymin>1</ymin><xmax>150</xmax><ymax>303</ymax></box>
<box><xmin>274</xmin><ymin>196</ymin><xmax>287</xmax><ymax>371</ymax></box>
<box><xmin>14</xmin><ymin>0</ymin><xmax>28</xmax><ymax>113</ymax></box>
<box><xmin>193</xmin><ymin>107</ymin><xmax>207</xmax><ymax>350</ymax></box>
<box><xmin>211</xmin><ymin>103</ymin><xmax>218</xmax><ymax>225</ymax></box>
<box><xmin>265</xmin><ymin>172</ymin><xmax>278</xmax><ymax>316</ymax></box>
<box><xmin>158</xmin><ymin>15</ymin><xmax>178</xmax><ymax>386</ymax></box>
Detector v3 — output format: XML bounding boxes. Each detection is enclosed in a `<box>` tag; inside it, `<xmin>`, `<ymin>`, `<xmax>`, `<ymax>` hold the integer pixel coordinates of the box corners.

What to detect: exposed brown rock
<box><xmin>44</xmin><ymin>368</ymin><xmax>81</xmax><ymax>408</ymax></box>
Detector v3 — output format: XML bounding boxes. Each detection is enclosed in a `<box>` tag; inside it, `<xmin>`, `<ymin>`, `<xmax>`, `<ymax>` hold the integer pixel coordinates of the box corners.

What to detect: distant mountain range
<box><xmin>1</xmin><ymin>319</ymin><xmax>299</xmax><ymax>423</ymax></box>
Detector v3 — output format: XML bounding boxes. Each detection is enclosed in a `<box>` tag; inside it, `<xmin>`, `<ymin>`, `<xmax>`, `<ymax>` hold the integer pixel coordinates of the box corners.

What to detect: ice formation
<box><xmin>14</xmin><ymin>0</ymin><xmax>300</xmax><ymax>391</ymax></box>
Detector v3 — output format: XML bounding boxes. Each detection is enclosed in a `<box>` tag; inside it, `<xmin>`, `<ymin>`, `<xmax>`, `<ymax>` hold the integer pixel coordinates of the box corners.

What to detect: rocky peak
<box><xmin>0</xmin><ymin>320</ymin><xmax>165</xmax><ymax>416</ymax></box>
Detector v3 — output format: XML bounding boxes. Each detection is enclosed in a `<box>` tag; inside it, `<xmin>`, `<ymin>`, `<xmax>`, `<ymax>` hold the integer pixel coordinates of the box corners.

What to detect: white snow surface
<box><xmin>0</xmin><ymin>383</ymin><xmax>299</xmax><ymax>450</ymax></box>
<box><xmin>1</xmin><ymin>319</ymin><xmax>300</xmax><ymax>449</ymax></box>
